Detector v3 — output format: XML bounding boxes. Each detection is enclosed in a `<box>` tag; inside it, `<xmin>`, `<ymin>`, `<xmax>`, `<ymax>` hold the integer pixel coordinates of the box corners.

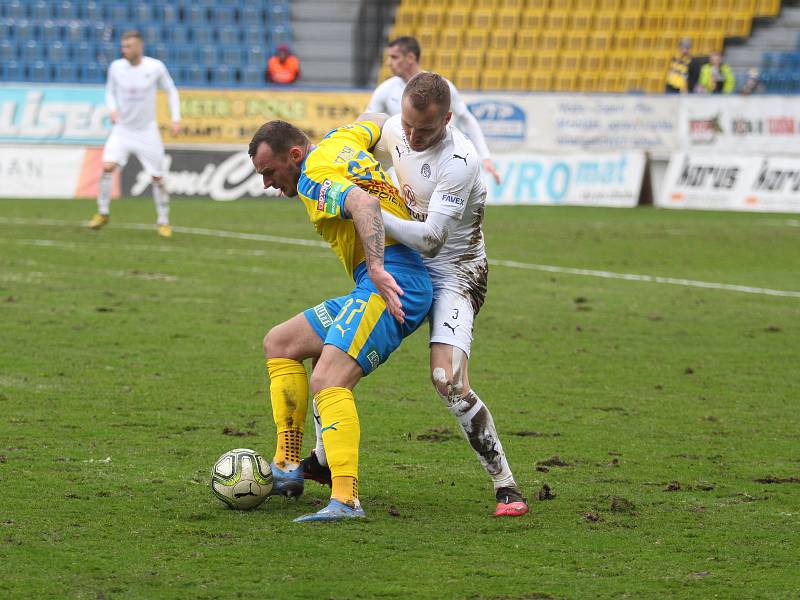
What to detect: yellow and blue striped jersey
<box><xmin>297</xmin><ymin>120</ymin><xmax>415</xmax><ymax>279</ymax></box>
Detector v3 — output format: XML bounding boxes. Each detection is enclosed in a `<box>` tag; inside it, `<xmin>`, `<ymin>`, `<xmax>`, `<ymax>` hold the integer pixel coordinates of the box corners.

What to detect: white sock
<box><xmin>446</xmin><ymin>390</ymin><xmax>516</xmax><ymax>490</ymax></box>
<box><xmin>97</xmin><ymin>172</ymin><xmax>112</xmax><ymax>215</ymax></box>
<box><xmin>153</xmin><ymin>180</ymin><xmax>169</xmax><ymax>225</ymax></box>
<box><xmin>312</xmin><ymin>399</ymin><xmax>328</xmax><ymax>467</ymax></box>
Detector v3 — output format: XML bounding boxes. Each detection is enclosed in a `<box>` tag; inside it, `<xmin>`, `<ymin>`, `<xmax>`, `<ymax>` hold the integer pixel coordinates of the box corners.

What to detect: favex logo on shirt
<box><xmin>441</xmin><ymin>193</ymin><xmax>465</xmax><ymax>207</ymax></box>
<box><xmin>317</xmin><ymin>178</ymin><xmax>342</xmax><ymax>214</ymax></box>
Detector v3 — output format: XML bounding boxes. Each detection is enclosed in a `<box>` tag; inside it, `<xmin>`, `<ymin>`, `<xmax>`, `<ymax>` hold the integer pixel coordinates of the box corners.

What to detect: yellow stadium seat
<box><xmin>401</xmin><ymin>0</ymin><xmax>426</xmax><ymax>7</ymax></box>
<box><xmin>515</xmin><ymin>30</ymin><xmax>539</xmax><ymax>49</ymax></box>
<box><xmin>439</xmin><ymin>28</ymin><xmax>464</xmax><ymax>49</ymax></box>
<box><xmin>640</xmin><ymin>12</ymin><xmax>661</xmax><ymax>30</ymax></box>
<box><xmin>662</xmin><ymin>13</ymin><xmax>685</xmax><ymax>32</ymax></box>
<box><xmin>684</xmin><ymin>14</ymin><xmax>706</xmax><ymax>32</ymax></box>
<box><xmin>534</xmin><ymin>50</ymin><xmax>559</xmax><ymax>70</ymax></box>
<box><xmin>654</xmin><ymin>33</ymin><xmax>678</xmax><ymax>51</ymax></box>
<box><xmin>419</xmin><ymin>6</ymin><xmax>447</xmax><ymax>29</ymax></box>
<box><xmin>529</xmin><ymin>70</ymin><xmax>553</xmax><ymax>91</ymax></box>
<box><xmin>606</xmin><ymin>51</ymin><xmax>628</xmax><ymax>71</ymax></box>
<box><xmin>490</xmin><ymin>30</ymin><xmax>515</xmax><ymax>50</ymax></box>
<box><xmin>614</xmin><ymin>31</ymin><xmax>636</xmax><ymax>50</ymax></box>
<box><xmin>545</xmin><ymin>11</ymin><xmax>569</xmax><ymax>30</ymax></box>
<box><xmin>433</xmin><ymin>49</ymin><xmax>459</xmax><ymax>71</ymax></box>
<box><xmin>520</xmin><ymin>11</ymin><xmax>546</xmax><ymax>30</ymax></box>
<box><xmin>705</xmin><ymin>13</ymin><xmax>727</xmax><ymax>33</ymax></box>
<box><xmin>587</xmin><ymin>31</ymin><xmax>613</xmax><ymax>50</ymax></box>
<box><xmin>459</xmin><ymin>49</ymin><xmax>485</xmax><ymax>69</ymax></box>
<box><xmin>710</xmin><ymin>0</ymin><xmax>733</xmax><ymax>9</ymax></box>
<box><xmin>596</xmin><ymin>0</ymin><xmax>620</xmax><ymax>7</ymax></box>
<box><xmin>506</xmin><ymin>70</ymin><xmax>530</xmax><ymax>90</ymax></box>
<box><xmin>647</xmin><ymin>0</ymin><xmax>669</xmax><ymax>9</ymax></box>
<box><xmin>733</xmin><ymin>0</ymin><xmax>756</xmax><ymax>10</ymax></box>
<box><xmin>445</xmin><ymin>8</ymin><xmax>470</xmax><ymax>29</ymax></box>
<box><xmin>500</xmin><ymin>0</ymin><xmax>525</xmax><ymax>8</ymax></box>
<box><xmin>394</xmin><ymin>8</ymin><xmax>417</xmax><ymax>29</ymax></box>
<box><xmin>623</xmin><ymin>73</ymin><xmax>644</xmax><ymax>92</ymax></box>
<box><xmin>474</xmin><ymin>0</ymin><xmax>500</xmax><ymax>7</ymax></box>
<box><xmin>496</xmin><ymin>9</ymin><xmax>521</xmax><ymax>30</ymax></box>
<box><xmin>559</xmin><ymin>50</ymin><xmax>582</xmax><ymax>70</ymax></box>
<box><xmin>554</xmin><ymin>72</ymin><xmax>579</xmax><ymax>92</ymax></box>
<box><xmin>538</xmin><ymin>32</ymin><xmax>563</xmax><ymax>50</ymax></box>
<box><xmin>594</xmin><ymin>11</ymin><xmax>616</xmax><ymax>30</ymax></box>
<box><xmin>696</xmin><ymin>34</ymin><xmax>724</xmax><ymax>53</ymax></box>
<box><xmin>387</xmin><ymin>24</ymin><xmax>415</xmax><ymax>42</ymax></box>
<box><xmin>650</xmin><ymin>52</ymin><xmax>671</xmax><ymax>73</ymax></box>
<box><xmin>471</xmin><ymin>8</ymin><xmax>495</xmax><ymax>29</ymax></box>
<box><xmin>598</xmin><ymin>72</ymin><xmax>624</xmax><ymax>92</ymax></box>
<box><xmin>454</xmin><ymin>70</ymin><xmax>481</xmax><ymax>91</ymax></box>
<box><xmin>481</xmin><ymin>70</ymin><xmax>507</xmax><ymax>90</ymax></box>
<box><xmin>569</xmin><ymin>11</ymin><xmax>594</xmax><ymax>30</ymax></box>
<box><xmin>464</xmin><ymin>29</ymin><xmax>490</xmax><ymax>49</ymax></box>
<box><xmin>550</xmin><ymin>0</ymin><xmax>573</xmax><ymax>9</ymax></box>
<box><xmin>727</xmin><ymin>13</ymin><xmax>753</xmax><ymax>36</ymax></box>
<box><xmin>759</xmin><ymin>0</ymin><xmax>780</xmax><ymax>13</ymax></box>
<box><xmin>582</xmin><ymin>51</ymin><xmax>607</xmax><ymax>70</ymax></box>
<box><xmin>621</xmin><ymin>0</ymin><xmax>645</xmax><ymax>9</ymax></box>
<box><xmin>574</xmin><ymin>0</ymin><xmax>597</xmax><ymax>9</ymax></box>
<box><xmin>417</xmin><ymin>28</ymin><xmax>439</xmax><ymax>48</ymax></box>
<box><xmin>579</xmin><ymin>72</ymin><xmax>600</xmax><ymax>92</ymax></box>
<box><xmin>633</xmin><ymin>32</ymin><xmax>657</xmax><ymax>51</ymax></box>
<box><xmin>510</xmin><ymin>49</ymin><xmax>537</xmax><ymax>70</ymax></box>
<box><xmin>485</xmin><ymin>49</ymin><xmax>510</xmax><ymax>69</ymax></box>
<box><xmin>617</xmin><ymin>11</ymin><xmax>641</xmax><ymax>30</ymax></box>
<box><xmin>526</xmin><ymin>0</ymin><xmax>548</xmax><ymax>8</ymax></box>
<box><xmin>627</xmin><ymin>51</ymin><xmax>651</xmax><ymax>71</ymax></box>
<box><xmin>563</xmin><ymin>32</ymin><xmax>588</xmax><ymax>51</ymax></box>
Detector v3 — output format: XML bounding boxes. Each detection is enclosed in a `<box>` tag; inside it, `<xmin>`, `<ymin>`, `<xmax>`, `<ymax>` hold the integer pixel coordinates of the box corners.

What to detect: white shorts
<box><xmin>429</xmin><ymin>289</ymin><xmax>475</xmax><ymax>357</ymax></box>
<box><xmin>102</xmin><ymin>125</ymin><xmax>165</xmax><ymax>177</ymax></box>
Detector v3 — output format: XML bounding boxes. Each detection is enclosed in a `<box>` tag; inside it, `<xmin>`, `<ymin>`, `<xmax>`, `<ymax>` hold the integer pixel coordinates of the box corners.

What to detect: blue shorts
<box><xmin>304</xmin><ymin>255</ymin><xmax>432</xmax><ymax>376</ymax></box>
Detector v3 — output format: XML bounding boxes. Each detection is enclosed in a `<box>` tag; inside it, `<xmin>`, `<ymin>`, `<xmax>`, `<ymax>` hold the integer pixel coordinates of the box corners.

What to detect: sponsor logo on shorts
<box><xmin>441</xmin><ymin>193</ymin><xmax>465</xmax><ymax>207</ymax></box>
<box><xmin>366</xmin><ymin>350</ymin><xmax>380</xmax><ymax>370</ymax></box>
<box><xmin>313</xmin><ymin>303</ymin><xmax>333</xmax><ymax>327</ymax></box>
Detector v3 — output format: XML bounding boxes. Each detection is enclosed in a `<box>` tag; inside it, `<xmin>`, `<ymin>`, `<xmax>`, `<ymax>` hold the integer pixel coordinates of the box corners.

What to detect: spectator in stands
<box><xmin>266</xmin><ymin>44</ymin><xmax>300</xmax><ymax>85</ymax></box>
<box><xmin>698</xmin><ymin>52</ymin><xmax>736</xmax><ymax>94</ymax></box>
<box><xmin>665</xmin><ymin>38</ymin><xmax>693</xmax><ymax>94</ymax></box>
<box><xmin>739</xmin><ymin>68</ymin><xmax>765</xmax><ymax>95</ymax></box>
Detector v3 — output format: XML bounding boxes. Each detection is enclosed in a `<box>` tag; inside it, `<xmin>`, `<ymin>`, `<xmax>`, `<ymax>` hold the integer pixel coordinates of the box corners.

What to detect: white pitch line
<box><xmin>2</xmin><ymin>216</ymin><xmax>799</xmax><ymax>299</ymax></box>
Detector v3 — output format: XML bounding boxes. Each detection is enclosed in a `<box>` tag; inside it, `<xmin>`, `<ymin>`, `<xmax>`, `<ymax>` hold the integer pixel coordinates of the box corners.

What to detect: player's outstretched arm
<box><xmin>345</xmin><ymin>188</ymin><xmax>405</xmax><ymax>323</ymax></box>
<box><xmin>382</xmin><ymin>210</ymin><xmax>450</xmax><ymax>258</ymax></box>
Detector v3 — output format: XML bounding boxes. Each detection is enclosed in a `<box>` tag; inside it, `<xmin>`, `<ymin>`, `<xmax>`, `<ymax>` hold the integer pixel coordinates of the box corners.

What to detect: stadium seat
<box><xmin>140</xmin><ymin>25</ymin><xmax>162</xmax><ymax>45</ymax></box>
<box><xmin>490</xmin><ymin>30</ymin><xmax>514</xmax><ymax>50</ymax></box>
<box><xmin>539</xmin><ymin>33</ymin><xmax>562</xmax><ymax>51</ymax></box>
<box><xmin>545</xmin><ymin>11</ymin><xmax>568</xmax><ymax>30</ymax></box>
<box><xmin>185</xmin><ymin>64</ymin><xmax>208</xmax><ymax>86</ymax></box>
<box><xmin>496</xmin><ymin>9</ymin><xmax>520</xmax><ymax>30</ymax></box>
<box><xmin>243</xmin><ymin>26</ymin><xmax>264</xmax><ymax>46</ymax></box>
<box><xmin>3</xmin><ymin>1</ymin><xmax>25</xmax><ymax>19</ymax></box>
<box><xmin>54</xmin><ymin>62</ymin><xmax>79</xmax><ymax>83</ymax></box>
<box><xmin>582</xmin><ymin>51</ymin><xmax>606</xmax><ymax>71</ymax></box>
<box><xmin>241</xmin><ymin>64</ymin><xmax>262</xmax><ymax>87</ymax></box>
<box><xmin>48</xmin><ymin>41</ymin><xmax>68</xmax><ymax>63</ymax></box>
<box><xmin>212</xmin><ymin>65</ymin><xmax>236</xmax><ymax>87</ymax></box>
<box><xmin>500</xmin><ymin>0</ymin><xmax>524</xmax><ymax>8</ymax></box>
<box><xmin>535</xmin><ymin>50</ymin><xmax>559</xmax><ymax>71</ymax></box>
<box><xmin>81</xmin><ymin>62</ymin><xmax>105</xmax><ymax>83</ymax></box>
<box><xmin>481</xmin><ymin>70</ymin><xmax>506</xmax><ymax>91</ymax></box>
<box><xmin>416</xmin><ymin>27</ymin><xmax>438</xmax><ymax>49</ymax></box>
<box><xmin>433</xmin><ymin>49</ymin><xmax>459</xmax><ymax>71</ymax></box>
<box><xmin>459</xmin><ymin>49</ymin><xmax>485</xmax><ymax>69</ymax></box>
<box><xmin>587</xmin><ymin>31</ymin><xmax>612</xmax><ymax>51</ymax></box>
<box><xmin>221</xmin><ymin>46</ymin><xmax>242</xmax><ymax>66</ymax></box>
<box><xmin>245</xmin><ymin>45</ymin><xmax>266</xmax><ymax>66</ymax></box>
<box><xmin>31</xmin><ymin>1</ymin><xmax>48</xmax><ymax>20</ymax></box>
<box><xmin>186</xmin><ymin>5</ymin><xmax>208</xmax><ymax>25</ymax></box>
<box><xmin>55</xmin><ymin>1</ymin><xmax>79</xmax><ymax>19</ymax></box>
<box><xmin>193</xmin><ymin>26</ymin><xmax>215</xmax><ymax>45</ymax></box>
<box><xmin>150</xmin><ymin>43</ymin><xmax>169</xmax><ymax>63</ymax></box>
<box><xmin>108</xmin><ymin>4</ymin><xmax>129</xmax><ymax>23</ymax></box>
<box><xmin>160</xmin><ymin>4</ymin><xmax>179</xmax><ymax>24</ymax></box>
<box><xmin>445</xmin><ymin>7</ymin><xmax>470</xmax><ymax>29</ymax></box>
<box><xmin>41</xmin><ymin>21</ymin><xmax>62</xmax><ymax>43</ymax></box>
<box><xmin>471</xmin><ymin>9</ymin><xmax>495</xmax><ymax>29</ymax></box>
<box><xmin>454</xmin><ymin>70</ymin><xmax>480</xmax><ymax>90</ymax></box>
<box><xmin>559</xmin><ymin>51</ymin><xmax>582</xmax><ymax>71</ymax></box>
<box><xmin>485</xmin><ymin>49</ymin><xmax>510</xmax><ymax>69</ymax></box>
<box><xmin>440</xmin><ymin>29</ymin><xmax>464</xmax><ymax>50</ymax></box>
<box><xmin>529</xmin><ymin>70</ymin><xmax>553</xmax><ymax>91</ymax></box>
<box><xmin>554</xmin><ymin>72</ymin><xmax>578</xmax><ymax>92</ymax></box>
<box><xmin>71</xmin><ymin>41</ymin><xmax>94</xmax><ymax>63</ymax></box>
<box><xmin>0</xmin><ymin>40</ymin><xmax>16</xmax><ymax>62</ymax></box>
<box><xmin>520</xmin><ymin>11</ymin><xmax>546</xmax><ymax>30</ymax></box>
<box><xmin>271</xmin><ymin>25</ymin><xmax>291</xmax><ymax>46</ymax></box>
<box><xmin>509</xmin><ymin>49</ymin><xmax>536</xmax><ymax>70</ymax></box>
<box><xmin>515</xmin><ymin>30</ymin><xmax>539</xmax><ymax>50</ymax></box>
<box><xmin>80</xmin><ymin>2</ymin><xmax>103</xmax><ymax>20</ymax></box>
<box><xmin>419</xmin><ymin>5</ymin><xmax>447</xmax><ymax>28</ymax></box>
<box><xmin>580</xmin><ymin>72</ymin><xmax>600</xmax><ymax>92</ymax></box>
<box><xmin>22</xmin><ymin>40</ymin><xmax>43</xmax><ymax>62</ymax></box>
<box><xmin>527</xmin><ymin>0</ymin><xmax>549</xmax><ymax>8</ymax></box>
<box><xmin>563</xmin><ymin>32</ymin><xmax>588</xmax><ymax>51</ymax></box>
<box><xmin>28</xmin><ymin>61</ymin><xmax>51</xmax><ymax>83</ymax></box>
<box><xmin>3</xmin><ymin>61</ymin><xmax>25</xmax><ymax>82</ymax></box>
<box><xmin>464</xmin><ymin>29</ymin><xmax>489</xmax><ymax>50</ymax></box>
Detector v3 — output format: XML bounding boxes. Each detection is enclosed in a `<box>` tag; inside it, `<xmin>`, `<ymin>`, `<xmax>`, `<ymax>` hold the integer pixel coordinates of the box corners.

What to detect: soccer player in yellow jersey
<box><xmin>248</xmin><ymin>119</ymin><xmax>433</xmax><ymax>522</ymax></box>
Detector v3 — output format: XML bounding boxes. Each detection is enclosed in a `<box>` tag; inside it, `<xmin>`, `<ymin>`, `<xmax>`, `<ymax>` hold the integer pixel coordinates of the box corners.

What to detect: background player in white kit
<box><xmin>304</xmin><ymin>73</ymin><xmax>528</xmax><ymax>517</ymax></box>
<box><xmin>88</xmin><ymin>31</ymin><xmax>181</xmax><ymax>238</ymax></box>
<box><xmin>366</xmin><ymin>36</ymin><xmax>502</xmax><ymax>186</ymax></box>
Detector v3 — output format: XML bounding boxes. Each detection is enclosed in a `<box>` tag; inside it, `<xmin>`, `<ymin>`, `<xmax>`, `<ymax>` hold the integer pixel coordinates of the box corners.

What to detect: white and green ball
<box><xmin>211</xmin><ymin>448</ymin><xmax>273</xmax><ymax>510</ymax></box>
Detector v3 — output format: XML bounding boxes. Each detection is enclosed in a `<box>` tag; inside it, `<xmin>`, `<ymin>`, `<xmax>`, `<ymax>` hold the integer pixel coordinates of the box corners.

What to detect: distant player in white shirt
<box><xmin>88</xmin><ymin>30</ymin><xmax>181</xmax><ymax>237</ymax></box>
<box><xmin>304</xmin><ymin>73</ymin><xmax>528</xmax><ymax>517</ymax></box>
<box><xmin>366</xmin><ymin>36</ymin><xmax>502</xmax><ymax>186</ymax></box>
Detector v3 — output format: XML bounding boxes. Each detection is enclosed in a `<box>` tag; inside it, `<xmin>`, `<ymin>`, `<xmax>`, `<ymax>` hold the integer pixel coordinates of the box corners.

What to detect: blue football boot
<box><xmin>268</xmin><ymin>462</ymin><xmax>304</xmax><ymax>498</ymax></box>
<box><xmin>293</xmin><ymin>499</ymin><xmax>366</xmax><ymax>523</ymax></box>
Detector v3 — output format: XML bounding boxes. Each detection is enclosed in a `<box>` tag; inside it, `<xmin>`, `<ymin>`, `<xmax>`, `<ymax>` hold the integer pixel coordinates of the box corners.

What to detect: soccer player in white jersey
<box><xmin>88</xmin><ymin>31</ymin><xmax>181</xmax><ymax>237</ymax></box>
<box><xmin>304</xmin><ymin>73</ymin><xmax>528</xmax><ymax>517</ymax></box>
<box><xmin>366</xmin><ymin>36</ymin><xmax>501</xmax><ymax>186</ymax></box>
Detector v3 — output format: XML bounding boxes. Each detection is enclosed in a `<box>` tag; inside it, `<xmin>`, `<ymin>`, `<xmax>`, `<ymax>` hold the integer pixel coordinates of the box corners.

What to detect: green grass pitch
<box><xmin>1</xmin><ymin>198</ymin><xmax>799</xmax><ymax>598</ymax></box>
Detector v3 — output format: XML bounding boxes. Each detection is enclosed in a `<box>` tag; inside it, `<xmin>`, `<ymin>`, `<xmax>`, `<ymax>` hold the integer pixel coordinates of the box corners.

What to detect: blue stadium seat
<box><xmin>0</xmin><ymin>40</ymin><xmax>16</xmax><ymax>62</ymax></box>
<box><xmin>269</xmin><ymin>3</ymin><xmax>288</xmax><ymax>24</ymax></box>
<box><xmin>41</xmin><ymin>21</ymin><xmax>62</xmax><ymax>42</ymax></box>
<box><xmin>217</xmin><ymin>25</ymin><xmax>239</xmax><ymax>45</ymax></box>
<box><xmin>245</xmin><ymin>45</ymin><xmax>266</xmax><ymax>66</ymax></box>
<box><xmin>185</xmin><ymin>64</ymin><xmax>208</xmax><ymax>86</ymax></box>
<box><xmin>14</xmin><ymin>20</ymin><xmax>33</xmax><ymax>41</ymax></box>
<box><xmin>240</xmin><ymin>6</ymin><xmax>262</xmax><ymax>24</ymax></box>
<box><xmin>243</xmin><ymin>26</ymin><xmax>264</xmax><ymax>46</ymax></box>
<box><xmin>211</xmin><ymin>6</ymin><xmax>237</xmax><ymax>24</ymax></box>
<box><xmin>81</xmin><ymin>62</ymin><xmax>105</xmax><ymax>83</ymax></box>
<box><xmin>64</xmin><ymin>22</ymin><xmax>85</xmax><ymax>43</ymax></box>
<box><xmin>31</xmin><ymin>1</ymin><xmax>50</xmax><ymax>20</ymax></box>
<box><xmin>81</xmin><ymin>2</ymin><xmax>104</xmax><ymax>21</ymax></box>
<box><xmin>4</xmin><ymin>1</ymin><xmax>25</xmax><ymax>20</ymax></box>
<box><xmin>271</xmin><ymin>25</ymin><xmax>291</xmax><ymax>46</ymax></box>
<box><xmin>185</xmin><ymin>5</ymin><xmax>207</xmax><ymax>25</ymax></box>
<box><xmin>108</xmin><ymin>4</ymin><xmax>129</xmax><ymax>23</ymax></box>
<box><xmin>174</xmin><ymin>44</ymin><xmax>196</xmax><ymax>65</ymax></box>
<box><xmin>95</xmin><ymin>42</ymin><xmax>117</xmax><ymax>64</ymax></box>
<box><xmin>54</xmin><ymin>62</ymin><xmax>79</xmax><ymax>83</ymax></box>
<box><xmin>55</xmin><ymin>1</ymin><xmax>79</xmax><ymax>19</ymax></box>
<box><xmin>72</xmin><ymin>41</ymin><xmax>96</xmax><ymax>63</ymax></box>
<box><xmin>166</xmin><ymin>26</ymin><xmax>190</xmax><ymax>45</ymax></box>
<box><xmin>3</xmin><ymin>61</ymin><xmax>25</xmax><ymax>82</ymax></box>
<box><xmin>132</xmin><ymin>4</ymin><xmax>154</xmax><ymax>23</ymax></box>
<box><xmin>29</xmin><ymin>61</ymin><xmax>51</xmax><ymax>83</ymax></box>
<box><xmin>212</xmin><ymin>64</ymin><xmax>235</xmax><ymax>87</ymax></box>
<box><xmin>48</xmin><ymin>41</ymin><xmax>68</xmax><ymax>62</ymax></box>
<box><xmin>88</xmin><ymin>22</ymin><xmax>110</xmax><ymax>43</ymax></box>
<box><xmin>140</xmin><ymin>25</ymin><xmax>161</xmax><ymax>45</ymax></box>
<box><xmin>221</xmin><ymin>46</ymin><xmax>242</xmax><ymax>66</ymax></box>
<box><xmin>241</xmin><ymin>64</ymin><xmax>262</xmax><ymax>86</ymax></box>
<box><xmin>160</xmin><ymin>4</ymin><xmax>179</xmax><ymax>24</ymax></box>
<box><xmin>198</xmin><ymin>45</ymin><xmax>217</xmax><ymax>65</ymax></box>
<box><xmin>192</xmin><ymin>26</ymin><xmax>215</xmax><ymax>45</ymax></box>
<box><xmin>22</xmin><ymin>40</ymin><xmax>44</xmax><ymax>62</ymax></box>
<box><xmin>149</xmin><ymin>43</ymin><xmax>169</xmax><ymax>62</ymax></box>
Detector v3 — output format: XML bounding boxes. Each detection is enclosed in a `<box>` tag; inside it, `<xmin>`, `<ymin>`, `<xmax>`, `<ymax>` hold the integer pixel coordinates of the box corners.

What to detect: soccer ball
<box><xmin>211</xmin><ymin>448</ymin><xmax>273</xmax><ymax>510</ymax></box>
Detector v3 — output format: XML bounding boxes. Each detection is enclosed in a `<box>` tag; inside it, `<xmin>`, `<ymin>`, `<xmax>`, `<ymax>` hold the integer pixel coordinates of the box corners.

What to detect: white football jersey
<box><xmin>377</xmin><ymin>114</ymin><xmax>488</xmax><ymax>306</ymax></box>
<box><xmin>366</xmin><ymin>75</ymin><xmax>491</xmax><ymax>160</ymax></box>
<box><xmin>105</xmin><ymin>57</ymin><xmax>180</xmax><ymax>131</ymax></box>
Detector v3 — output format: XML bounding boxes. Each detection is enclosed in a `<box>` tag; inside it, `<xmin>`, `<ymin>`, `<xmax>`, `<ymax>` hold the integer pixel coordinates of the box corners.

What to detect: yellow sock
<box><xmin>266</xmin><ymin>358</ymin><xmax>308</xmax><ymax>468</ymax></box>
<box><xmin>315</xmin><ymin>387</ymin><xmax>360</xmax><ymax>503</ymax></box>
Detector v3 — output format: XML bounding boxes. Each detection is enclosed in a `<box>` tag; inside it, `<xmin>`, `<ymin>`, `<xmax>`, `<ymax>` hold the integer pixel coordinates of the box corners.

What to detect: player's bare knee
<box><xmin>263</xmin><ymin>326</ymin><xmax>290</xmax><ymax>359</ymax></box>
<box><xmin>431</xmin><ymin>367</ymin><xmax>465</xmax><ymax>405</ymax></box>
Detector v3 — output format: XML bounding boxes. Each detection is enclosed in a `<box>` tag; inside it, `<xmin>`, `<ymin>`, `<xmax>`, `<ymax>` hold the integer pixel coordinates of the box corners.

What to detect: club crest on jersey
<box><xmin>317</xmin><ymin>178</ymin><xmax>342</xmax><ymax>215</ymax></box>
<box><xmin>421</xmin><ymin>163</ymin><xmax>431</xmax><ymax>178</ymax></box>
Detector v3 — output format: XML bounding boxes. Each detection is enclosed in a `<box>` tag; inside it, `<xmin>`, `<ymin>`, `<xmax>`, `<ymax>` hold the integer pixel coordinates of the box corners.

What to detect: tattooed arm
<box><xmin>344</xmin><ymin>188</ymin><xmax>405</xmax><ymax>323</ymax></box>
